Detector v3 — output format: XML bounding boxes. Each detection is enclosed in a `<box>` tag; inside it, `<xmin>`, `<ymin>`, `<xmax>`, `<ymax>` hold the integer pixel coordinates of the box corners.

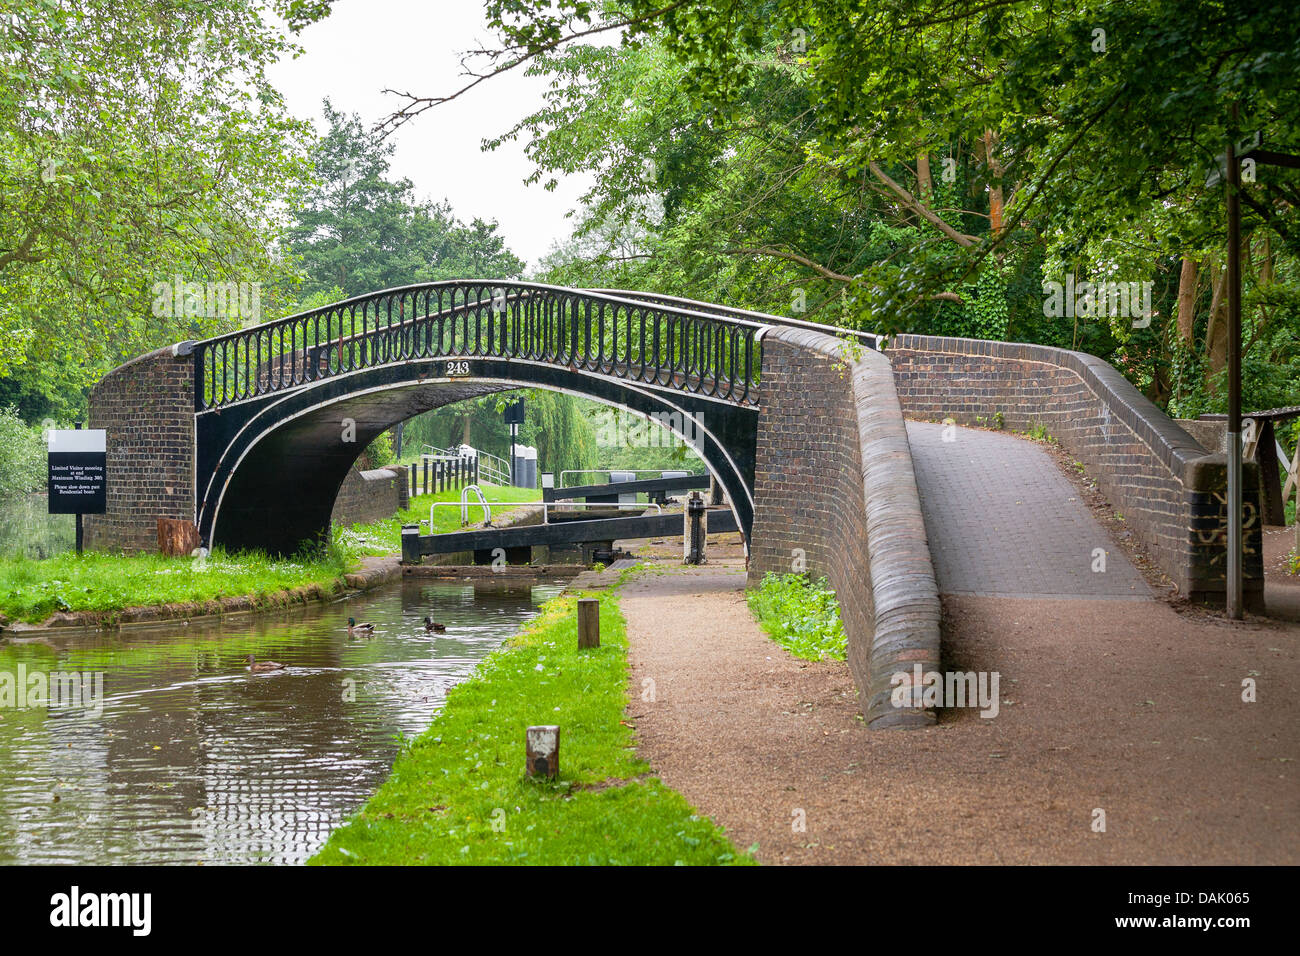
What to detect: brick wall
<box><xmin>84</xmin><ymin>344</ymin><xmax>196</xmax><ymax>553</ymax></box>
<box><xmin>331</xmin><ymin>465</ymin><xmax>408</xmax><ymax>527</ymax></box>
<box><xmin>750</xmin><ymin>328</ymin><xmax>940</xmax><ymax>728</ymax></box>
<box><xmin>888</xmin><ymin>335</ymin><xmax>1264</xmax><ymax>606</ymax></box>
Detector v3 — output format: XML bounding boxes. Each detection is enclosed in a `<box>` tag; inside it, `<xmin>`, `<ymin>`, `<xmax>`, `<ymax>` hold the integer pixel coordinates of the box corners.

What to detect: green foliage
<box><xmin>746</xmin><ymin>572</ymin><xmax>846</xmax><ymax>662</ymax></box>
<box><xmin>584</xmin><ymin>400</ymin><xmax>705</xmax><ymax>474</ymax></box>
<box><xmin>335</xmin><ymin>484</ymin><xmax>543</xmax><ymax>556</ymax></box>
<box><xmin>363</xmin><ymin>431</ymin><xmax>395</xmax><ymax>468</ymax></box>
<box><xmin>485</xmin><ymin>1</ymin><xmax>1300</xmax><ymax>426</ymax></box>
<box><xmin>311</xmin><ymin>591</ymin><xmax>750</xmax><ymax>865</ymax></box>
<box><xmin>0</xmin><ymin>407</ymin><xmax>45</xmax><ymax>499</ymax></box>
<box><xmin>400</xmin><ymin>390</ymin><xmax>599</xmax><ymax>478</ymax></box>
<box><xmin>519</xmin><ymin>391</ymin><xmax>599</xmax><ymax>476</ymax></box>
<box><xmin>0</xmin><ymin>494</ymin><xmax>72</xmax><ymax>560</ymax></box>
<box><xmin>282</xmin><ymin>101</ymin><xmax>525</xmax><ymax>304</ymax></box>
<box><xmin>964</xmin><ymin>268</ymin><xmax>1011</xmax><ymax>341</ymax></box>
<box><xmin>0</xmin><ymin>0</ymin><xmax>312</xmax><ymax>419</ymax></box>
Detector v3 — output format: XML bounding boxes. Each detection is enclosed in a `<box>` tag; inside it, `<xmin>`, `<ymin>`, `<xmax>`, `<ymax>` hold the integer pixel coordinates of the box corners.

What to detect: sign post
<box><xmin>503</xmin><ymin>398</ymin><xmax>525</xmax><ymax>486</ymax></box>
<box><xmin>1207</xmin><ymin>124</ymin><xmax>1300</xmax><ymax>617</ymax></box>
<box><xmin>48</xmin><ymin>425</ymin><xmax>107</xmax><ymax>555</ymax></box>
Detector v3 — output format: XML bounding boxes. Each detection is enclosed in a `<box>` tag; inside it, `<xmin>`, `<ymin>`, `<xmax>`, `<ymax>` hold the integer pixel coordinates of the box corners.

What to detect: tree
<box><xmin>283</xmin><ymin>101</ymin><xmax>525</xmax><ymax>303</ymax></box>
<box><xmin>285</xmin><ymin>1</ymin><xmax>1300</xmax><ymax>419</ymax></box>
<box><xmin>0</xmin><ymin>0</ymin><xmax>312</xmax><ymax>420</ymax></box>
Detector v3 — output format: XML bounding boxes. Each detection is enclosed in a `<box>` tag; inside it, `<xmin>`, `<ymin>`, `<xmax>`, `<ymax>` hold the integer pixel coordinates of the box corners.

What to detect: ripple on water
<box><xmin>0</xmin><ymin>578</ymin><xmax>565</xmax><ymax>864</ymax></box>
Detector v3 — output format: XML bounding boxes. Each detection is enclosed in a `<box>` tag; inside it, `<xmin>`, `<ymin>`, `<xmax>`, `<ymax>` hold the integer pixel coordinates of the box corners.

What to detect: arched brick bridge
<box><xmin>86</xmin><ymin>282</ymin><xmax>1263</xmax><ymax>727</ymax></box>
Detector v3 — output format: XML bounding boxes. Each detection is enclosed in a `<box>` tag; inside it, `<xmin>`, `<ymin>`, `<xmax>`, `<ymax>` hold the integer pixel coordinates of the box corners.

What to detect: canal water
<box><xmin>0</xmin><ymin>576</ymin><xmax>565</xmax><ymax>865</ymax></box>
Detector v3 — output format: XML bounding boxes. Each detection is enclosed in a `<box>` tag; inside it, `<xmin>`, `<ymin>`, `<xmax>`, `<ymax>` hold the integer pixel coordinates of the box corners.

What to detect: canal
<box><xmin>0</xmin><ymin>576</ymin><xmax>566</xmax><ymax>864</ymax></box>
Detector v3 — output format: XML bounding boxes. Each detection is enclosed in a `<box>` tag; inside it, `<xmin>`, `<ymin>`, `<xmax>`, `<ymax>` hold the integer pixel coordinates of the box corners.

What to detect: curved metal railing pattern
<box><xmin>588</xmin><ymin>289</ymin><xmax>883</xmax><ymax>350</ymax></box>
<box><xmin>193</xmin><ymin>282</ymin><xmax>770</xmax><ymax>412</ymax></box>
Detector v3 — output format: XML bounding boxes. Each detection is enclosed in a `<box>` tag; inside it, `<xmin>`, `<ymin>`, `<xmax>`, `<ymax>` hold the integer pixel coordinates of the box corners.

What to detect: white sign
<box><xmin>48</xmin><ymin>429</ymin><xmax>106</xmax><ymax>453</ymax></box>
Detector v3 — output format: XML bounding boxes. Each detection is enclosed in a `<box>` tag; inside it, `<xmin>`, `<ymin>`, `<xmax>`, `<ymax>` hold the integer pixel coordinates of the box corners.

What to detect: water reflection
<box><xmin>0</xmin><ymin>577</ymin><xmax>565</xmax><ymax>865</ymax></box>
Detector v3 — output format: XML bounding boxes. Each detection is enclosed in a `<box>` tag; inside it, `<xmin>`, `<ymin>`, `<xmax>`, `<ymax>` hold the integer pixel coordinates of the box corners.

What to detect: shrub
<box><xmin>746</xmin><ymin>572</ymin><xmax>847</xmax><ymax>661</ymax></box>
<box><xmin>0</xmin><ymin>407</ymin><xmax>46</xmax><ymax>499</ymax></box>
<box><xmin>365</xmin><ymin>430</ymin><xmax>395</xmax><ymax>468</ymax></box>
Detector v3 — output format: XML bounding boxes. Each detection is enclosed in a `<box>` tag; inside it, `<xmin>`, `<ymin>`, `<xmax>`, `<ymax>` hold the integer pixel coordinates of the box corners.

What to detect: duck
<box><xmin>423</xmin><ymin>616</ymin><xmax>447</xmax><ymax>633</ymax></box>
<box><xmin>347</xmin><ymin>617</ymin><xmax>376</xmax><ymax>637</ymax></box>
<box><xmin>244</xmin><ymin>654</ymin><xmax>285</xmax><ymax>673</ymax></box>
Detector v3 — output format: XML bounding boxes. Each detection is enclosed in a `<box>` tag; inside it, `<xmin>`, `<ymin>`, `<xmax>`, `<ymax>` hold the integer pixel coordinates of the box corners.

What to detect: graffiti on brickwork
<box><xmin>1195</xmin><ymin>491</ymin><xmax>1258</xmax><ymax>568</ymax></box>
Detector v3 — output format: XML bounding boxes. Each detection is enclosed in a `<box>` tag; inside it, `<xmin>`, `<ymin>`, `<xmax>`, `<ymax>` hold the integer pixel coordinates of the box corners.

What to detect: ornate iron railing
<box><xmin>193</xmin><ymin>282</ymin><xmax>766</xmax><ymax>412</ymax></box>
<box><xmin>592</xmin><ymin>289</ymin><xmax>883</xmax><ymax>350</ymax></box>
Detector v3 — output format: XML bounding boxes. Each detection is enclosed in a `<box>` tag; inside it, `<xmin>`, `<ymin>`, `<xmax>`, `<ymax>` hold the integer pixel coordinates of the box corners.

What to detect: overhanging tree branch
<box><xmin>867</xmin><ymin>161</ymin><xmax>978</xmax><ymax>246</ymax></box>
<box><xmin>375</xmin><ymin>2</ymin><xmax>689</xmax><ymax>139</ymax></box>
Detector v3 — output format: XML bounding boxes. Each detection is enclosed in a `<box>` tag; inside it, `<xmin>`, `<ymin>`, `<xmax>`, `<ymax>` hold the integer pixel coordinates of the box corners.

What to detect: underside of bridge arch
<box><xmin>196</xmin><ymin>359</ymin><xmax>758</xmax><ymax>555</ymax></box>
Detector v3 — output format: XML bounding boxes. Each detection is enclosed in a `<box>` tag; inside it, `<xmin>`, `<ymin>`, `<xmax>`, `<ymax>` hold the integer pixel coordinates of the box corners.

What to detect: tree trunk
<box><xmin>1204</xmin><ymin>259</ymin><xmax>1230</xmax><ymax>383</ymax></box>
<box><xmin>917</xmin><ymin>152</ymin><xmax>933</xmax><ymax>204</ymax></box>
<box><xmin>1176</xmin><ymin>256</ymin><xmax>1198</xmax><ymax>347</ymax></box>
<box><xmin>1258</xmin><ymin>233</ymin><xmax>1274</xmax><ymax>285</ymax></box>
<box><xmin>983</xmin><ymin>130</ymin><xmax>1004</xmax><ymax>234</ymax></box>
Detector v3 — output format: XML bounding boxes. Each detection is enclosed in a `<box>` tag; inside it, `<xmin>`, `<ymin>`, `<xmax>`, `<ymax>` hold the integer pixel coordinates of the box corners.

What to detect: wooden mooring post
<box><xmin>525</xmin><ymin>725</ymin><xmax>560</xmax><ymax>779</ymax></box>
<box><xmin>577</xmin><ymin>598</ymin><xmax>600</xmax><ymax>648</ymax></box>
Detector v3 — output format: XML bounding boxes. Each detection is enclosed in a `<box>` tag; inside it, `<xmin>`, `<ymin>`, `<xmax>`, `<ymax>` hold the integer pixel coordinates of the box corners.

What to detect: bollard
<box><xmin>577</xmin><ymin>598</ymin><xmax>600</xmax><ymax>648</ymax></box>
<box><xmin>423</xmin><ymin>457</ymin><xmax>430</xmax><ymax>496</ymax></box>
<box><xmin>525</xmin><ymin>725</ymin><xmax>560</xmax><ymax>779</ymax></box>
<box><xmin>684</xmin><ymin>491</ymin><xmax>707</xmax><ymax>564</ymax></box>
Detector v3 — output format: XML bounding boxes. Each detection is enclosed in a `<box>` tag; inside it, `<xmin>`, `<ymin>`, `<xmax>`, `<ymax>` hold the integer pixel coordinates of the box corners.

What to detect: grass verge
<box><xmin>746</xmin><ymin>572</ymin><xmax>847</xmax><ymax>661</ymax></box>
<box><xmin>0</xmin><ymin>483</ymin><xmax>543</xmax><ymax>624</ymax></box>
<box><xmin>311</xmin><ymin>587</ymin><xmax>751</xmax><ymax>865</ymax></box>
<box><xmin>0</xmin><ymin>548</ymin><xmax>352</xmax><ymax>624</ymax></box>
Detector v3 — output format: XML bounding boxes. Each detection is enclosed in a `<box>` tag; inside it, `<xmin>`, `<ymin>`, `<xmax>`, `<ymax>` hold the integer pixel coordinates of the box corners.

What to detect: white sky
<box><xmin>266</xmin><ymin>0</ymin><xmax>593</xmax><ymax>270</ymax></box>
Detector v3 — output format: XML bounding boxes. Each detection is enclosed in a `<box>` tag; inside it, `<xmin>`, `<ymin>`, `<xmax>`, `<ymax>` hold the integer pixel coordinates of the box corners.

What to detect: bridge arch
<box><xmin>186</xmin><ymin>282</ymin><xmax>815</xmax><ymax>553</ymax></box>
<box><xmin>198</xmin><ymin>359</ymin><xmax>758</xmax><ymax>553</ymax></box>
<box><xmin>87</xmin><ymin>282</ymin><xmax>942</xmax><ymax>728</ymax></box>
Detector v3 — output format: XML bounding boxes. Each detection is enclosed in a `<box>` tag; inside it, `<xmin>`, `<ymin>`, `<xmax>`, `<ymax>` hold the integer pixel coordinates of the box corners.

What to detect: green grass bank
<box><xmin>311</xmin><ymin>583</ymin><xmax>751</xmax><ymax>866</ymax></box>
<box><xmin>0</xmin><ymin>483</ymin><xmax>540</xmax><ymax>625</ymax></box>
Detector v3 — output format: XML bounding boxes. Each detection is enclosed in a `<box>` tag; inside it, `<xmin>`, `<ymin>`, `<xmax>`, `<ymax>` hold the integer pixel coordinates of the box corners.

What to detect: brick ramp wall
<box><xmin>84</xmin><ymin>344</ymin><xmax>196</xmax><ymax>553</ymax></box>
<box><xmin>86</xmin><ymin>340</ymin><xmax>412</xmax><ymax>553</ymax></box>
<box><xmin>331</xmin><ymin>466</ymin><xmax>408</xmax><ymax>527</ymax></box>
<box><xmin>888</xmin><ymin>334</ymin><xmax>1263</xmax><ymax>606</ymax></box>
<box><xmin>750</xmin><ymin>327</ymin><xmax>940</xmax><ymax>729</ymax></box>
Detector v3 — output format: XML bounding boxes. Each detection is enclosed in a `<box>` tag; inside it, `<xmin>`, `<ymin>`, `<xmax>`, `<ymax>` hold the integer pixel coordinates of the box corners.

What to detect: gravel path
<box><xmin>622</xmin><ymin>560</ymin><xmax>1300</xmax><ymax>865</ymax></box>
